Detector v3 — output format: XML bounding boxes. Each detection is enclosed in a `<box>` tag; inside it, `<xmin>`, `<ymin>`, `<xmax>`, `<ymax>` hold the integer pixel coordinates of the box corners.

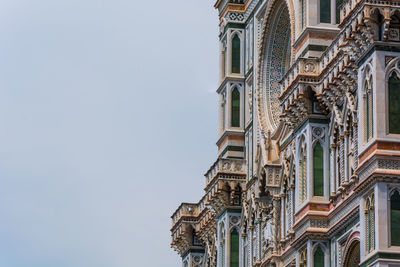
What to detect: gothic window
<box><xmin>300</xmin><ymin>0</ymin><xmax>305</xmax><ymax>29</ymax></box>
<box><xmin>365</xmin><ymin>195</ymin><xmax>375</xmax><ymax>253</ymax></box>
<box><xmin>391</xmin><ymin>190</ymin><xmax>400</xmax><ymax>246</ymax></box>
<box><xmin>320</xmin><ymin>0</ymin><xmax>331</xmax><ymax>23</ymax></box>
<box><xmin>314</xmin><ymin>246</ymin><xmax>324</xmax><ymax>267</ymax></box>
<box><xmin>230</xmin><ymin>229</ymin><xmax>239</xmax><ymax>267</ymax></box>
<box><xmin>388</xmin><ymin>71</ymin><xmax>400</xmax><ymax>134</ymax></box>
<box><xmin>299</xmin><ymin>139</ymin><xmax>307</xmax><ymax>204</ymax></box>
<box><xmin>336</xmin><ymin>0</ymin><xmax>343</xmax><ymax>23</ymax></box>
<box><xmin>232</xmin><ymin>34</ymin><xmax>241</xmax><ymax>74</ymax></box>
<box><xmin>231</xmin><ymin>88</ymin><xmax>240</xmax><ymax>127</ymax></box>
<box><xmin>364</xmin><ymin>70</ymin><xmax>373</xmax><ymax>142</ymax></box>
<box><xmin>313</xmin><ymin>142</ymin><xmax>324</xmax><ymax>196</ymax></box>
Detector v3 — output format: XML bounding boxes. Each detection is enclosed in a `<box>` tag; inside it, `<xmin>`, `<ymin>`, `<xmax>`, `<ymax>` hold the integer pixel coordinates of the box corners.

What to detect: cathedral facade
<box><xmin>170</xmin><ymin>0</ymin><xmax>400</xmax><ymax>266</ymax></box>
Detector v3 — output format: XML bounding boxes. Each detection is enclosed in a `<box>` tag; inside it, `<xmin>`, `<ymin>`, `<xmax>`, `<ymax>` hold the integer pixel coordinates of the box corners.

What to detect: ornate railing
<box><xmin>204</xmin><ymin>158</ymin><xmax>246</xmax><ymax>188</ymax></box>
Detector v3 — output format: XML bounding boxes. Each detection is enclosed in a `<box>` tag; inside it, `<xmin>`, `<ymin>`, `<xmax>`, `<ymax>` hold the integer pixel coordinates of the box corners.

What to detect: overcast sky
<box><xmin>0</xmin><ymin>1</ymin><xmax>218</xmax><ymax>266</ymax></box>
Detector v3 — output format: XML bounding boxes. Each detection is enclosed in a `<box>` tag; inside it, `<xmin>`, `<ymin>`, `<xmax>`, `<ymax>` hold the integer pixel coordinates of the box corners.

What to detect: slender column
<box><xmin>330</xmin><ymin>144</ymin><xmax>336</xmax><ymax>196</ymax></box>
<box><xmin>344</xmin><ymin>131</ymin><xmax>349</xmax><ymax>184</ymax></box>
<box><xmin>281</xmin><ymin>194</ymin><xmax>286</xmax><ymax>237</ymax></box>
<box><xmin>273</xmin><ymin>196</ymin><xmax>280</xmax><ymax>253</ymax></box>
<box><xmin>219</xmin><ymin>94</ymin><xmax>225</xmax><ymax>135</ymax></box>
<box><xmin>336</xmin><ymin>145</ymin><xmax>340</xmax><ymax>189</ymax></box>
<box><xmin>307</xmin><ymin>127</ymin><xmax>313</xmax><ymax>200</ymax></box>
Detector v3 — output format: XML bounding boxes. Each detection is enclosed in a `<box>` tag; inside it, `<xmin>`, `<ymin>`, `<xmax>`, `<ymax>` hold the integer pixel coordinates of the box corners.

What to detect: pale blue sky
<box><xmin>0</xmin><ymin>1</ymin><xmax>218</xmax><ymax>266</ymax></box>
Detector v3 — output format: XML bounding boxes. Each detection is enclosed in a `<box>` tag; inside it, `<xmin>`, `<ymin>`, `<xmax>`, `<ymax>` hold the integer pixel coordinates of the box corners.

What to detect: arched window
<box><xmin>230</xmin><ymin>229</ymin><xmax>239</xmax><ymax>267</ymax></box>
<box><xmin>391</xmin><ymin>190</ymin><xmax>400</xmax><ymax>246</ymax></box>
<box><xmin>314</xmin><ymin>246</ymin><xmax>324</xmax><ymax>267</ymax></box>
<box><xmin>232</xmin><ymin>34</ymin><xmax>241</xmax><ymax>73</ymax></box>
<box><xmin>389</xmin><ymin>72</ymin><xmax>400</xmax><ymax>134</ymax></box>
<box><xmin>336</xmin><ymin>0</ymin><xmax>343</xmax><ymax>23</ymax></box>
<box><xmin>231</xmin><ymin>88</ymin><xmax>240</xmax><ymax>127</ymax></box>
<box><xmin>300</xmin><ymin>0</ymin><xmax>305</xmax><ymax>29</ymax></box>
<box><xmin>313</xmin><ymin>142</ymin><xmax>324</xmax><ymax>196</ymax></box>
<box><xmin>320</xmin><ymin>0</ymin><xmax>331</xmax><ymax>23</ymax></box>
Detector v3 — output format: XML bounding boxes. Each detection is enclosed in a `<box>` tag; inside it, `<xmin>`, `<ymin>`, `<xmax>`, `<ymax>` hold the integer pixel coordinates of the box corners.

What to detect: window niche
<box><xmin>314</xmin><ymin>246</ymin><xmax>325</xmax><ymax>267</ymax></box>
<box><xmin>320</xmin><ymin>0</ymin><xmax>331</xmax><ymax>23</ymax></box>
<box><xmin>231</xmin><ymin>87</ymin><xmax>241</xmax><ymax>127</ymax></box>
<box><xmin>313</xmin><ymin>142</ymin><xmax>324</xmax><ymax>197</ymax></box>
<box><xmin>230</xmin><ymin>229</ymin><xmax>239</xmax><ymax>267</ymax></box>
<box><xmin>336</xmin><ymin>0</ymin><xmax>343</xmax><ymax>24</ymax></box>
<box><xmin>300</xmin><ymin>0</ymin><xmax>306</xmax><ymax>30</ymax></box>
<box><xmin>312</xmin><ymin>126</ymin><xmax>327</xmax><ymax>198</ymax></box>
<box><xmin>388</xmin><ymin>71</ymin><xmax>400</xmax><ymax>134</ymax></box>
<box><xmin>231</xmin><ymin>34</ymin><xmax>241</xmax><ymax>74</ymax></box>
<box><xmin>390</xmin><ymin>190</ymin><xmax>400</xmax><ymax>246</ymax></box>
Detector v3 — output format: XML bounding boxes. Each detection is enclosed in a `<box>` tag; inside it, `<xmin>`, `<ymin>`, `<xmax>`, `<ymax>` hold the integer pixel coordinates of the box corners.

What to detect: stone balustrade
<box><xmin>204</xmin><ymin>158</ymin><xmax>246</xmax><ymax>188</ymax></box>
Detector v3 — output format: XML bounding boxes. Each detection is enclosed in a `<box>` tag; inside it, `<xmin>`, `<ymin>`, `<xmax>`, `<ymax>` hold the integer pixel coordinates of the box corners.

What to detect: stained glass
<box><xmin>232</xmin><ymin>35</ymin><xmax>241</xmax><ymax>74</ymax></box>
<box><xmin>389</xmin><ymin>72</ymin><xmax>400</xmax><ymax>134</ymax></box>
<box><xmin>230</xmin><ymin>229</ymin><xmax>239</xmax><ymax>267</ymax></box>
<box><xmin>320</xmin><ymin>0</ymin><xmax>331</xmax><ymax>23</ymax></box>
<box><xmin>313</xmin><ymin>143</ymin><xmax>324</xmax><ymax>196</ymax></box>
<box><xmin>314</xmin><ymin>246</ymin><xmax>324</xmax><ymax>267</ymax></box>
<box><xmin>336</xmin><ymin>0</ymin><xmax>343</xmax><ymax>24</ymax></box>
<box><xmin>231</xmin><ymin>88</ymin><xmax>240</xmax><ymax>127</ymax></box>
<box><xmin>391</xmin><ymin>191</ymin><xmax>400</xmax><ymax>246</ymax></box>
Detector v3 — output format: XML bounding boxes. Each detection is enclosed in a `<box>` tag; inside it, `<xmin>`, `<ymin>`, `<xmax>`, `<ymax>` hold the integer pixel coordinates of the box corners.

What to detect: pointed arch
<box><xmin>231</xmin><ymin>34</ymin><xmax>241</xmax><ymax>74</ymax></box>
<box><xmin>230</xmin><ymin>228</ymin><xmax>239</xmax><ymax>267</ymax></box>
<box><xmin>313</xmin><ymin>245</ymin><xmax>325</xmax><ymax>267</ymax></box>
<box><xmin>343</xmin><ymin>238</ymin><xmax>360</xmax><ymax>267</ymax></box>
<box><xmin>313</xmin><ymin>141</ymin><xmax>324</xmax><ymax>197</ymax></box>
<box><xmin>390</xmin><ymin>189</ymin><xmax>400</xmax><ymax>246</ymax></box>
<box><xmin>388</xmin><ymin>71</ymin><xmax>400</xmax><ymax>134</ymax></box>
<box><xmin>231</xmin><ymin>87</ymin><xmax>240</xmax><ymax>127</ymax></box>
